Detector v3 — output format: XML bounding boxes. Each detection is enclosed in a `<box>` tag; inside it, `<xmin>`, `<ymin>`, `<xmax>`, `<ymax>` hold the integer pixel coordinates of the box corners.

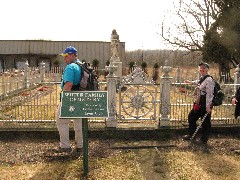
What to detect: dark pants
<box><xmin>188</xmin><ymin>104</ymin><xmax>211</xmax><ymax>142</ymax></box>
<box><xmin>234</xmin><ymin>102</ymin><xmax>240</xmax><ymax>119</ymax></box>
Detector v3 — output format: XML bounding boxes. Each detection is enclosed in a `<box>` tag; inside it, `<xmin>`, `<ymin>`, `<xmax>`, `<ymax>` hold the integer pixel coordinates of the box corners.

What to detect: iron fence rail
<box><xmin>0</xmin><ymin>67</ymin><xmax>239</xmax><ymax>130</ymax></box>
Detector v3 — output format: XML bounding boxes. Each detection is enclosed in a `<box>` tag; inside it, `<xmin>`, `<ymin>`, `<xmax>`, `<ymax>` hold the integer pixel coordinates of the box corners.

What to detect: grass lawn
<box><xmin>0</xmin><ymin>136</ymin><xmax>239</xmax><ymax>180</ymax></box>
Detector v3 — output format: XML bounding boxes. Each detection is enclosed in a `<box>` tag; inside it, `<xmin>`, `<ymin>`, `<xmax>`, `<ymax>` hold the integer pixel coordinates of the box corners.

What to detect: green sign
<box><xmin>60</xmin><ymin>91</ymin><xmax>108</xmax><ymax>118</ymax></box>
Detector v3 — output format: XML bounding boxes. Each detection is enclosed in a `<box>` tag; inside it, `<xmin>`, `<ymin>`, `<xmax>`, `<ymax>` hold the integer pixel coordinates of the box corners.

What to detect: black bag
<box><xmin>212</xmin><ymin>81</ymin><xmax>224</xmax><ymax>106</ymax></box>
<box><xmin>199</xmin><ymin>75</ymin><xmax>224</xmax><ymax>106</ymax></box>
<box><xmin>75</xmin><ymin>62</ymin><xmax>99</xmax><ymax>91</ymax></box>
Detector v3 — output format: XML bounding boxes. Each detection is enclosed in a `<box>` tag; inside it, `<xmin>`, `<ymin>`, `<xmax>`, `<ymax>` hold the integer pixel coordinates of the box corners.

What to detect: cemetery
<box><xmin>0</xmin><ymin>30</ymin><xmax>239</xmax><ymax>179</ymax></box>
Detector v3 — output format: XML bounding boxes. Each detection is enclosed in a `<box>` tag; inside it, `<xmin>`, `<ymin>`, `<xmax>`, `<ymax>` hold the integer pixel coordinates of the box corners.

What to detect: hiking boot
<box><xmin>77</xmin><ymin>148</ymin><xmax>82</xmax><ymax>153</ymax></box>
<box><xmin>200</xmin><ymin>139</ymin><xmax>208</xmax><ymax>145</ymax></box>
<box><xmin>52</xmin><ymin>147</ymin><xmax>72</xmax><ymax>153</ymax></box>
<box><xmin>194</xmin><ymin>138</ymin><xmax>208</xmax><ymax>146</ymax></box>
<box><xmin>71</xmin><ymin>148</ymin><xmax>83</xmax><ymax>157</ymax></box>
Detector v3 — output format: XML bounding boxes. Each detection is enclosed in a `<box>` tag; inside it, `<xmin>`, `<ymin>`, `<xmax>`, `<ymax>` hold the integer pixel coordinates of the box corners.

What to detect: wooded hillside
<box><xmin>125</xmin><ymin>49</ymin><xmax>202</xmax><ymax>68</ymax></box>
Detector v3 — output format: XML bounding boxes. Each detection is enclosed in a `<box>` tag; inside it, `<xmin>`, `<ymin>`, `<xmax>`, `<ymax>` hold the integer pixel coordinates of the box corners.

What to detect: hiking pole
<box><xmin>190</xmin><ymin>112</ymin><xmax>209</xmax><ymax>141</ymax></box>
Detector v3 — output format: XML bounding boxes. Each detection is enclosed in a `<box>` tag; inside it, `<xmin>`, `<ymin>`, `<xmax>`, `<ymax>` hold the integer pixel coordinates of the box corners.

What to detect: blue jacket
<box><xmin>60</xmin><ymin>59</ymin><xmax>82</xmax><ymax>90</ymax></box>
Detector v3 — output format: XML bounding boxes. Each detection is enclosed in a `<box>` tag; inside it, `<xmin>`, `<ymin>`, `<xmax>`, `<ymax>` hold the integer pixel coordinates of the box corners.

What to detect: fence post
<box><xmin>106</xmin><ymin>63</ymin><xmax>118</xmax><ymax>128</ymax></box>
<box><xmin>24</xmin><ymin>61</ymin><xmax>30</xmax><ymax>88</ymax></box>
<box><xmin>234</xmin><ymin>64</ymin><xmax>240</xmax><ymax>94</ymax></box>
<box><xmin>176</xmin><ymin>66</ymin><xmax>181</xmax><ymax>83</ymax></box>
<box><xmin>159</xmin><ymin>60</ymin><xmax>173</xmax><ymax>127</ymax></box>
<box><xmin>1</xmin><ymin>71</ymin><xmax>6</xmax><ymax>96</ymax></box>
<box><xmin>40</xmin><ymin>61</ymin><xmax>45</xmax><ymax>83</ymax></box>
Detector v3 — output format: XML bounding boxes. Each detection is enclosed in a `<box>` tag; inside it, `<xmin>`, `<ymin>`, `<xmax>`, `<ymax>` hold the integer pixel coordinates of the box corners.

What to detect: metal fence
<box><xmin>0</xmin><ymin>63</ymin><xmax>62</xmax><ymax>131</ymax></box>
<box><xmin>0</xmin><ymin>64</ymin><xmax>239</xmax><ymax>131</ymax></box>
<box><xmin>169</xmin><ymin>81</ymin><xmax>240</xmax><ymax>128</ymax></box>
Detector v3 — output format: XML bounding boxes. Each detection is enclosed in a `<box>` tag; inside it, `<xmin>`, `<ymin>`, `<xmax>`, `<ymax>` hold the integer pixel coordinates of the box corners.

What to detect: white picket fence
<box><xmin>0</xmin><ymin>62</ymin><xmax>44</xmax><ymax>97</ymax></box>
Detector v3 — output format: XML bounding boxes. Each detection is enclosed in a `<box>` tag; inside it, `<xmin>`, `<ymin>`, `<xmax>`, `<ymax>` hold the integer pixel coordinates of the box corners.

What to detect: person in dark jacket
<box><xmin>231</xmin><ymin>86</ymin><xmax>240</xmax><ymax>119</ymax></box>
<box><xmin>183</xmin><ymin>62</ymin><xmax>215</xmax><ymax>144</ymax></box>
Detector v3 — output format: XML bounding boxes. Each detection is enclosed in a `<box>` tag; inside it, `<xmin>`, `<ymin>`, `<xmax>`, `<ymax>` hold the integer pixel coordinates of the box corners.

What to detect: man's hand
<box><xmin>184</xmin><ymin>80</ymin><xmax>192</xmax><ymax>84</ymax></box>
<box><xmin>63</xmin><ymin>82</ymin><xmax>73</xmax><ymax>91</ymax></box>
<box><xmin>232</xmin><ymin>97</ymin><xmax>238</xmax><ymax>105</ymax></box>
<box><xmin>206</xmin><ymin>107</ymin><xmax>212</xmax><ymax>113</ymax></box>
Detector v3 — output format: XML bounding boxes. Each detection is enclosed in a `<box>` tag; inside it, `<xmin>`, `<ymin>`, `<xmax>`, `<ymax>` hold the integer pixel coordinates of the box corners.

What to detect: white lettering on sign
<box><xmin>65</xmin><ymin>92</ymin><xmax>106</xmax><ymax>102</ymax></box>
<box><xmin>82</xmin><ymin>103</ymin><xmax>105</xmax><ymax>111</ymax></box>
<box><xmin>61</xmin><ymin>91</ymin><xmax>108</xmax><ymax>118</ymax></box>
<box><xmin>69</xmin><ymin>97</ymin><xmax>101</xmax><ymax>102</ymax></box>
<box><xmin>65</xmin><ymin>92</ymin><xmax>106</xmax><ymax>98</ymax></box>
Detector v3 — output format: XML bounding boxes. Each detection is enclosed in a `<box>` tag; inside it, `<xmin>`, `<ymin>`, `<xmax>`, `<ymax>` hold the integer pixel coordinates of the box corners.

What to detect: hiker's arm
<box><xmin>206</xmin><ymin>107</ymin><xmax>212</xmax><ymax>113</ymax></box>
<box><xmin>63</xmin><ymin>82</ymin><xmax>73</xmax><ymax>91</ymax></box>
<box><xmin>232</xmin><ymin>93</ymin><xmax>238</xmax><ymax>105</ymax></box>
<box><xmin>232</xmin><ymin>97</ymin><xmax>238</xmax><ymax>105</ymax></box>
<box><xmin>62</xmin><ymin>65</ymin><xmax>75</xmax><ymax>91</ymax></box>
<box><xmin>184</xmin><ymin>80</ymin><xmax>198</xmax><ymax>85</ymax></box>
<box><xmin>231</xmin><ymin>87</ymin><xmax>240</xmax><ymax>105</ymax></box>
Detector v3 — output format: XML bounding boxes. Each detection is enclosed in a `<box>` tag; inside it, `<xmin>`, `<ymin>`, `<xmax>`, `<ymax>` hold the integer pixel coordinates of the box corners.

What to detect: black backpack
<box><xmin>199</xmin><ymin>75</ymin><xmax>224</xmax><ymax>106</ymax></box>
<box><xmin>75</xmin><ymin>62</ymin><xmax>99</xmax><ymax>91</ymax></box>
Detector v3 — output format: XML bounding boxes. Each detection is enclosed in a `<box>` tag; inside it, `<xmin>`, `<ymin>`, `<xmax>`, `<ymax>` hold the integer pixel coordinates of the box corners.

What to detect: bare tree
<box><xmin>159</xmin><ymin>0</ymin><xmax>238</xmax><ymax>81</ymax></box>
<box><xmin>161</xmin><ymin>0</ymin><xmax>219</xmax><ymax>52</ymax></box>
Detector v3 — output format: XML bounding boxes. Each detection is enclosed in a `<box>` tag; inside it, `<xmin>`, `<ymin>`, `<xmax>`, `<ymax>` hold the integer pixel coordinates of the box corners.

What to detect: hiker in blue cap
<box><xmin>55</xmin><ymin>46</ymin><xmax>82</xmax><ymax>155</ymax></box>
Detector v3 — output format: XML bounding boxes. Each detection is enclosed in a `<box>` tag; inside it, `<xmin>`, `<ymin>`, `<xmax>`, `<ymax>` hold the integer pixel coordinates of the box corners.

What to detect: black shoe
<box><xmin>195</xmin><ymin>139</ymin><xmax>208</xmax><ymax>145</ymax></box>
<box><xmin>77</xmin><ymin>148</ymin><xmax>82</xmax><ymax>153</ymax></box>
<box><xmin>71</xmin><ymin>148</ymin><xmax>82</xmax><ymax>157</ymax></box>
<box><xmin>52</xmin><ymin>147</ymin><xmax>72</xmax><ymax>153</ymax></box>
<box><xmin>183</xmin><ymin>135</ymin><xmax>191</xmax><ymax>141</ymax></box>
<box><xmin>200</xmin><ymin>137</ymin><xmax>208</xmax><ymax>144</ymax></box>
<box><xmin>200</xmin><ymin>140</ymin><xmax>208</xmax><ymax>145</ymax></box>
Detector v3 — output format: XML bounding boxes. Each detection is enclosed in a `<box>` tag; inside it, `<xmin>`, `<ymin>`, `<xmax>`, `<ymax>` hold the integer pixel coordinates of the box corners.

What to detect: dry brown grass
<box><xmin>1</xmin><ymin>151</ymin><xmax>239</xmax><ymax>180</ymax></box>
<box><xmin>0</xmin><ymin>147</ymin><xmax>143</xmax><ymax>180</ymax></box>
<box><xmin>0</xmin><ymin>137</ymin><xmax>239</xmax><ymax>179</ymax></box>
<box><xmin>159</xmin><ymin>150</ymin><xmax>240</xmax><ymax>179</ymax></box>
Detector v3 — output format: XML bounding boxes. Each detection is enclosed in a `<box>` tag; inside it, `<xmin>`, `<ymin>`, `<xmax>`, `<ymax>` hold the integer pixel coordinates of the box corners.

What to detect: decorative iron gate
<box><xmin>117</xmin><ymin>67</ymin><xmax>157</xmax><ymax>121</ymax></box>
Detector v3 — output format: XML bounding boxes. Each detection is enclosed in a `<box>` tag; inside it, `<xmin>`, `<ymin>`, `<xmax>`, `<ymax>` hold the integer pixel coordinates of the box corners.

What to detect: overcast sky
<box><xmin>0</xmin><ymin>0</ymin><xmax>175</xmax><ymax>50</ymax></box>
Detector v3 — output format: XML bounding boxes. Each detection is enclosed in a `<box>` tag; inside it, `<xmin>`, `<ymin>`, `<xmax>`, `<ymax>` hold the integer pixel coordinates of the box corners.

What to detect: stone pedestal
<box><xmin>159</xmin><ymin>60</ymin><xmax>173</xmax><ymax>127</ymax></box>
<box><xmin>106</xmin><ymin>115</ymin><xmax>117</xmax><ymax>128</ymax></box>
<box><xmin>112</xmin><ymin>61</ymin><xmax>122</xmax><ymax>78</ymax></box>
<box><xmin>106</xmin><ymin>64</ymin><xmax>118</xmax><ymax>128</ymax></box>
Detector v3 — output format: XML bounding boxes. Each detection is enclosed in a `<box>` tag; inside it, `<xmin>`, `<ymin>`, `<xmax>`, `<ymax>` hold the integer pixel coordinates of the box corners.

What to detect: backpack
<box><xmin>75</xmin><ymin>61</ymin><xmax>99</xmax><ymax>91</ymax></box>
<box><xmin>199</xmin><ymin>75</ymin><xmax>224</xmax><ymax>106</ymax></box>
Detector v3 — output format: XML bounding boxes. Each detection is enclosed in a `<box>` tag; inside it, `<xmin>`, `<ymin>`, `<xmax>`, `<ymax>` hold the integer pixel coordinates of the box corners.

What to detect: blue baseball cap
<box><xmin>60</xmin><ymin>46</ymin><xmax>77</xmax><ymax>56</ymax></box>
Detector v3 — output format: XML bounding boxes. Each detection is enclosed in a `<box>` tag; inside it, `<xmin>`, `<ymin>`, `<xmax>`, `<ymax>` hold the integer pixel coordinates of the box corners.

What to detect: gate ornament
<box><xmin>122</xmin><ymin>86</ymin><xmax>155</xmax><ymax>119</ymax></box>
<box><xmin>119</xmin><ymin>67</ymin><xmax>154</xmax><ymax>90</ymax></box>
<box><xmin>132</xmin><ymin>95</ymin><xmax>144</xmax><ymax>109</ymax></box>
<box><xmin>118</xmin><ymin>67</ymin><xmax>156</xmax><ymax>120</ymax></box>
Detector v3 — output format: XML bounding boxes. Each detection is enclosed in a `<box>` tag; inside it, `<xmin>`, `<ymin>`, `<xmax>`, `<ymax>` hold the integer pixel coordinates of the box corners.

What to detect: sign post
<box><xmin>82</xmin><ymin>118</ymin><xmax>88</xmax><ymax>176</ymax></box>
<box><xmin>60</xmin><ymin>91</ymin><xmax>108</xmax><ymax>177</ymax></box>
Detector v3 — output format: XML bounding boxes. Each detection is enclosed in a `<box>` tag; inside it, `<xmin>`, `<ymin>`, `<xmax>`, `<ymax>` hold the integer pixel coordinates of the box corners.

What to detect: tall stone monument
<box><xmin>159</xmin><ymin>59</ymin><xmax>173</xmax><ymax>127</ymax></box>
<box><xmin>110</xmin><ymin>29</ymin><xmax>122</xmax><ymax>78</ymax></box>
